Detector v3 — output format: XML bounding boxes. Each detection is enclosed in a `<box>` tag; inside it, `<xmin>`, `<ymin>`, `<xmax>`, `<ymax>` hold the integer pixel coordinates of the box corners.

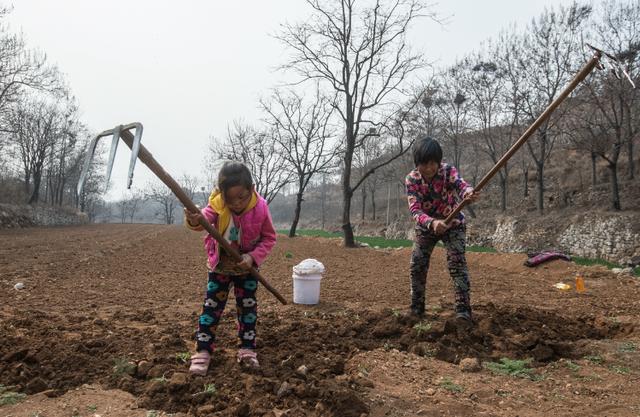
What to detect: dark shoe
<box><xmin>455</xmin><ymin>310</ymin><xmax>473</xmax><ymax>323</ymax></box>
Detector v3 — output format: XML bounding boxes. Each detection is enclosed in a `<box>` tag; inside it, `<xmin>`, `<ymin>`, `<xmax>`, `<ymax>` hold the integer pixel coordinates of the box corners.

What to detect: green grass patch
<box><xmin>485</xmin><ymin>358</ymin><xmax>537</xmax><ymax>379</ymax></box>
<box><xmin>619</xmin><ymin>342</ymin><xmax>637</xmax><ymax>353</ymax></box>
<box><xmin>584</xmin><ymin>355</ymin><xmax>604</xmax><ymax>365</ymax></box>
<box><xmin>112</xmin><ymin>357</ymin><xmax>136</xmax><ymax>376</ymax></box>
<box><xmin>572</xmin><ymin>256</ymin><xmax>619</xmax><ymax>269</ymax></box>
<box><xmin>282</xmin><ymin>229</ymin><xmax>342</xmax><ymax>238</ymax></box>
<box><xmin>0</xmin><ymin>385</ymin><xmax>26</xmax><ymax>406</ymax></box>
<box><xmin>283</xmin><ymin>229</ymin><xmax>496</xmax><ymax>251</ymax></box>
<box><xmin>201</xmin><ymin>383</ymin><xmax>217</xmax><ymax>396</ymax></box>
<box><xmin>175</xmin><ymin>352</ymin><xmax>191</xmax><ymax>363</ymax></box>
<box><xmin>565</xmin><ymin>360</ymin><xmax>581</xmax><ymax>372</ymax></box>
<box><xmin>610</xmin><ymin>365</ymin><xmax>631</xmax><ymax>375</ymax></box>
<box><xmin>573</xmin><ymin>257</ymin><xmax>639</xmax><ymax>277</ymax></box>
<box><xmin>413</xmin><ymin>321</ymin><xmax>432</xmax><ymax>336</ymax></box>
<box><xmin>439</xmin><ymin>377</ymin><xmax>464</xmax><ymax>393</ymax></box>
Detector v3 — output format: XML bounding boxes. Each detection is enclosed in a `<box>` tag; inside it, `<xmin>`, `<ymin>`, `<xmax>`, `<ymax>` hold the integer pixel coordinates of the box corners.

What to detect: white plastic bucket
<box><xmin>292</xmin><ymin>259</ymin><xmax>325</xmax><ymax>305</ymax></box>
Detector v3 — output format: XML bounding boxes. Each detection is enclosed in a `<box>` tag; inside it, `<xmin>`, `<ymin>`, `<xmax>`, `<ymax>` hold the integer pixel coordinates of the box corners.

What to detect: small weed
<box><xmin>383</xmin><ymin>342</ymin><xmax>396</xmax><ymax>351</ymax></box>
<box><xmin>358</xmin><ymin>364</ymin><xmax>370</xmax><ymax>376</ymax></box>
<box><xmin>112</xmin><ymin>357</ymin><xmax>136</xmax><ymax>376</ymax></box>
<box><xmin>390</xmin><ymin>308</ymin><xmax>402</xmax><ymax>318</ymax></box>
<box><xmin>439</xmin><ymin>377</ymin><xmax>464</xmax><ymax>393</ymax></box>
<box><xmin>565</xmin><ymin>360</ymin><xmax>581</xmax><ymax>372</ymax></box>
<box><xmin>610</xmin><ymin>365</ymin><xmax>631</xmax><ymax>375</ymax></box>
<box><xmin>495</xmin><ymin>389</ymin><xmax>510</xmax><ymax>397</ymax></box>
<box><xmin>618</xmin><ymin>342</ymin><xmax>637</xmax><ymax>353</ymax></box>
<box><xmin>429</xmin><ymin>304</ymin><xmax>443</xmax><ymax>313</ymax></box>
<box><xmin>147</xmin><ymin>411</ymin><xmax>159</xmax><ymax>417</ymax></box>
<box><xmin>584</xmin><ymin>355</ymin><xmax>604</xmax><ymax>365</ymax></box>
<box><xmin>484</xmin><ymin>358</ymin><xmax>536</xmax><ymax>379</ymax></box>
<box><xmin>87</xmin><ymin>404</ymin><xmax>98</xmax><ymax>412</ymax></box>
<box><xmin>203</xmin><ymin>383</ymin><xmax>217</xmax><ymax>395</ymax></box>
<box><xmin>0</xmin><ymin>391</ymin><xmax>26</xmax><ymax>406</ymax></box>
<box><xmin>30</xmin><ymin>413</ymin><xmax>43</xmax><ymax>417</ymax></box>
<box><xmin>413</xmin><ymin>321</ymin><xmax>432</xmax><ymax>336</ymax></box>
<box><xmin>284</xmin><ymin>251</ymin><xmax>293</xmax><ymax>259</ymax></box>
<box><xmin>176</xmin><ymin>351</ymin><xmax>191</xmax><ymax>363</ymax></box>
<box><xmin>152</xmin><ymin>374</ymin><xmax>168</xmax><ymax>383</ymax></box>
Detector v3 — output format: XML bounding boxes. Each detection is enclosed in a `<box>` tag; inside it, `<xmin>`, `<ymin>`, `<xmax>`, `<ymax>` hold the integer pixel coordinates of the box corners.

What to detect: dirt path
<box><xmin>1</xmin><ymin>224</ymin><xmax>639</xmax><ymax>416</ymax></box>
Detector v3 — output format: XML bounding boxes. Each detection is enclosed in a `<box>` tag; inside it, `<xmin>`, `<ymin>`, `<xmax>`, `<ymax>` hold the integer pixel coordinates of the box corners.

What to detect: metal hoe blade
<box><xmin>77</xmin><ymin>122</ymin><xmax>143</xmax><ymax>196</ymax></box>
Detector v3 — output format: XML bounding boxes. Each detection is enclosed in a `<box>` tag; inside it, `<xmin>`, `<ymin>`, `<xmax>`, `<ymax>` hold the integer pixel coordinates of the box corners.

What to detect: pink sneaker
<box><xmin>189</xmin><ymin>351</ymin><xmax>211</xmax><ymax>375</ymax></box>
<box><xmin>237</xmin><ymin>348</ymin><xmax>259</xmax><ymax>368</ymax></box>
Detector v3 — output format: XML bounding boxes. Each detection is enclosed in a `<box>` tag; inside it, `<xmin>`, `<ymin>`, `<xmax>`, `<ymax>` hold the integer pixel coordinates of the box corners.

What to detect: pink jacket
<box><xmin>197</xmin><ymin>193</ymin><xmax>277</xmax><ymax>270</ymax></box>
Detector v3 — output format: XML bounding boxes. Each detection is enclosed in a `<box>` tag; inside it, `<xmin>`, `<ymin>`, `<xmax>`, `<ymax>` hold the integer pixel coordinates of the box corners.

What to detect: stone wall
<box><xmin>0</xmin><ymin>204</ymin><xmax>88</xmax><ymax>228</ymax></box>
<box><xmin>467</xmin><ymin>212</ymin><xmax>640</xmax><ymax>265</ymax></box>
<box><xmin>377</xmin><ymin>211</ymin><xmax>639</xmax><ymax>265</ymax></box>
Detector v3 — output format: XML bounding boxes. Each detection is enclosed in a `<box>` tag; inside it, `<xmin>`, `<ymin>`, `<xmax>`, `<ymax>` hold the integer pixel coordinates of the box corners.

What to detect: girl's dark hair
<box><xmin>217</xmin><ymin>161</ymin><xmax>253</xmax><ymax>194</ymax></box>
<box><xmin>413</xmin><ymin>136</ymin><xmax>442</xmax><ymax>166</ymax></box>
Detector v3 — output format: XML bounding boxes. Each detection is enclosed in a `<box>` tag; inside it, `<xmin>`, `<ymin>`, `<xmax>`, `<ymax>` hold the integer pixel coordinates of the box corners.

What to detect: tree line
<box><xmin>0</xmin><ymin>1</ymin><xmax>637</xmax><ymax>247</ymax></box>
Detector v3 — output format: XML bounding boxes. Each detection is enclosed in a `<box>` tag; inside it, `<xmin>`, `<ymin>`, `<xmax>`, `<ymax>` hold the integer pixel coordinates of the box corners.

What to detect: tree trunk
<box><xmin>289</xmin><ymin>190</ymin><xmax>303</xmax><ymax>238</ymax></box>
<box><xmin>608</xmin><ymin>162</ymin><xmax>621</xmax><ymax>210</ymax></box>
<box><xmin>523</xmin><ymin>167</ymin><xmax>529</xmax><ymax>198</ymax></box>
<box><xmin>396</xmin><ymin>183</ymin><xmax>401</xmax><ymax>220</ymax></box>
<box><xmin>385</xmin><ymin>183</ymin><xmax>391</xmax><ymax>226</ymax></box>
<box><xmin>591</xmin><ymin>152</ymin><xmax>597</xmax><ymax>186</ymax></box>
<box><xmin>341</xmin><ymin>186</ymin><xmax>355</xmax><ymax>246</ymax></box>
<box><xmin>536</xmin><ymin>163</ymin><xmax>544</xmax><ymax>215</ymax></box>
<box><xmin>341</xmin><ymin>111</ymin><xmax>356</xmax><ymax>247</ymax></box>
<box><xmin>321</xmin><ymin>175</ymin><xmax>326</xmax><ymax>230</ymax></box>
<box><xmin>628</xmin><ymin>138</ymin><xmax>635</xmax><ymax>180</ymax></box>
<box><xmin>361</xmin><ymin>186</ymin><xmax>366</xmax><ymax>221</ymax></box>
<box><xmin>499</xmin><ymin>173</ymin><xmax>507</xmax><ymax>212</ymax></box>
<box><xmin>370</xmin><ymin>188</ymin><xmax>376</xmax><ymax>221</ymax></box>
<box><xmin>28</xmin><ymin>170</ymin><xmax>42</xmax><ymax>204</ymax></box>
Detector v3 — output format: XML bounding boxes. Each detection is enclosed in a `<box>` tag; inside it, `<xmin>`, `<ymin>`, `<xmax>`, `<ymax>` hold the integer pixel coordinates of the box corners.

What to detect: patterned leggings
<box><xmin>195</xmin><ymin>271</ymin><xmax>258</xmax><ymax>353</ymax></box>
<box><xmin>409</xmin><ymin>225</ymin><xmax>471</xmax><ymax>315</ymax></box>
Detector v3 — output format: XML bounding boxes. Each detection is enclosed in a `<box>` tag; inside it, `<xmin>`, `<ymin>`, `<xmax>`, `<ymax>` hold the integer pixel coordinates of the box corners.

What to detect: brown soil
<box><xmin>1</xmin><ymin>224</ymin><xmax>639</xmax><ymax>417</ymax></box>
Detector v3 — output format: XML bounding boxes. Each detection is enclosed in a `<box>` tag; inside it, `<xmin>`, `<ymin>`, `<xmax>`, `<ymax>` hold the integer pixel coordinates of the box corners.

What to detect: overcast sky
<box><xmin>6</xmin><ymin>0</ymin><xmax>576</xmax><ymax>199</ymax></box>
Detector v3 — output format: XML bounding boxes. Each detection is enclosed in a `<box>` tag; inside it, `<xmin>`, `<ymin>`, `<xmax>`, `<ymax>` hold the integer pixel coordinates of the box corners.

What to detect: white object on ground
<box><xmin>14</xmin><ymin>282</ymin><xmax>25</xmax><ymax>290</ymax></box>
<box><xmin>293</xmin><ymin>259</ymin><xmax>325</xmax><ymax>305</ymax></box>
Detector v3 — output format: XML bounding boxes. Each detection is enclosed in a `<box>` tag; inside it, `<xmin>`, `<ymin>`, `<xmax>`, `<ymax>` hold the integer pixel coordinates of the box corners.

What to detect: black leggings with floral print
<box><xmin>195</xmin><ymin>271</ymin><xmax>258</xmax><ymax>353</ymax></box>
<box><xmin>409</xmin><ymin>224</ymin><xmax>471</xmax><ymax>316</ymax></box>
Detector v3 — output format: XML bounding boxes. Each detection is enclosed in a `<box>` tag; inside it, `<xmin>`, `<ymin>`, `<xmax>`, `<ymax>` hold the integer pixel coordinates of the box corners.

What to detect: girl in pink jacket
<box><xmin>184</xmin><ymin>161</ymin><xmax>276</xmax><ymax>374</ymax></box>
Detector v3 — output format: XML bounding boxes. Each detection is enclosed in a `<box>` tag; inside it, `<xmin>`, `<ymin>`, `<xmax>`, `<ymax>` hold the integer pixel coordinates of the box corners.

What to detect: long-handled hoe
<box><xmin>77</xmin><ymin>123</ymin><xmax>287</xmax><ymax>305</ymax></box>
<box><xmin>443</xmin><ymin>44</ymin><xmax>635</xmax><ymax>225</ymax></box>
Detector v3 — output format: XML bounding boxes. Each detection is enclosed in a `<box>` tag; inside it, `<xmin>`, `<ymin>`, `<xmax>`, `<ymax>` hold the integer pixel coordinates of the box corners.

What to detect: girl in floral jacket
<box><xmin>405</xmin><ymin>137</ymin><xmax>480</xmax><ymax>322</ymax></box>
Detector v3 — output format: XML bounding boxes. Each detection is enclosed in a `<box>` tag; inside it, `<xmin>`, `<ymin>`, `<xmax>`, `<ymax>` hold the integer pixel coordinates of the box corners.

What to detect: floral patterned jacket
<box><xmin>405</xmin><ymin>163</ymin><xmax>473</xmax><ymax>229</ymax></box>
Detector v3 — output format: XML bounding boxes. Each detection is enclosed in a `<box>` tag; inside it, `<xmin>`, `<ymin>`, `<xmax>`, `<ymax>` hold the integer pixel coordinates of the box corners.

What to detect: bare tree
<box><xmin>585</xmin><ymin>0</ymin><xmax>640</xmax><ymax>183</ymax></box>
<box><xmin>145</xmin><ymin>180</ymin><xmax>178</xmax><ymax>224</ymax></box>
<box><xmin>276</xmin><ymin>0</ymin><xmax>435</xmax><ymax>247</ymax></box>
<box><xmin>116</xmin><ymin>188</ymin><xmax>144</xmax><ymax>223</ymax></box>
<box><xmin>514</xmin><ymin>4</ymin><xmax>590</xmax><ymax>214</ymax></box>
<box><xmin>463</xmin><ymin>50</ymin><xmax>512</xmax><ymax>211</ymax></box>
<box><xmin>43</xmin><ymin>101</ymin><xmax>85</xmax><ymax>206</ymax></box>
<box><xmin>434</xmin><ymin>65</ymin><xmax>471</xmax><ymax>170</ymax></box>
<box><xmin>207</xmin><ymin>121</ymin><xmax>292</xmax><ymax>204</ymax></box>
<box><xmin>260</xmin><ymin>86</ymin><xmax>338</xmax><ymax>237</ymax></box>
<box><xmin>0</xmin><ymin>8</ymin><xmax>62</xmax><ymax>120</ymax></box>
<box><xmin>7</xmin><ymin>98</ymin><xmax>66</xmax><ymax>204</ymax></box>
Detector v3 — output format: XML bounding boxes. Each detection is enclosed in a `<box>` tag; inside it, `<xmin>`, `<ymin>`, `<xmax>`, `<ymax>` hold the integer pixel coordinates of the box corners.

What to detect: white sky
<box><xmin>6</xmin><ymin>0</ymin><xmax>576</xmax><ymax>200</ymax></box>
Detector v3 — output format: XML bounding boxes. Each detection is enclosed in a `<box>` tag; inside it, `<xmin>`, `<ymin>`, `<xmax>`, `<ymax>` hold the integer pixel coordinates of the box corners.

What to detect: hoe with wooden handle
<box><xmin>77</xmin><ymin>122</ymin><xmax>287</xmax><ymax>305</ymax></box>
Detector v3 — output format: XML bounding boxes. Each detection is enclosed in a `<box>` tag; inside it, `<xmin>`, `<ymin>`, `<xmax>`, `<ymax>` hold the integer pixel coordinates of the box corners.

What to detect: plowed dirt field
<box><xmin>1</xmin><ymin>224</ymin><xmax>639</xmax><ymax>416</ymax></box>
